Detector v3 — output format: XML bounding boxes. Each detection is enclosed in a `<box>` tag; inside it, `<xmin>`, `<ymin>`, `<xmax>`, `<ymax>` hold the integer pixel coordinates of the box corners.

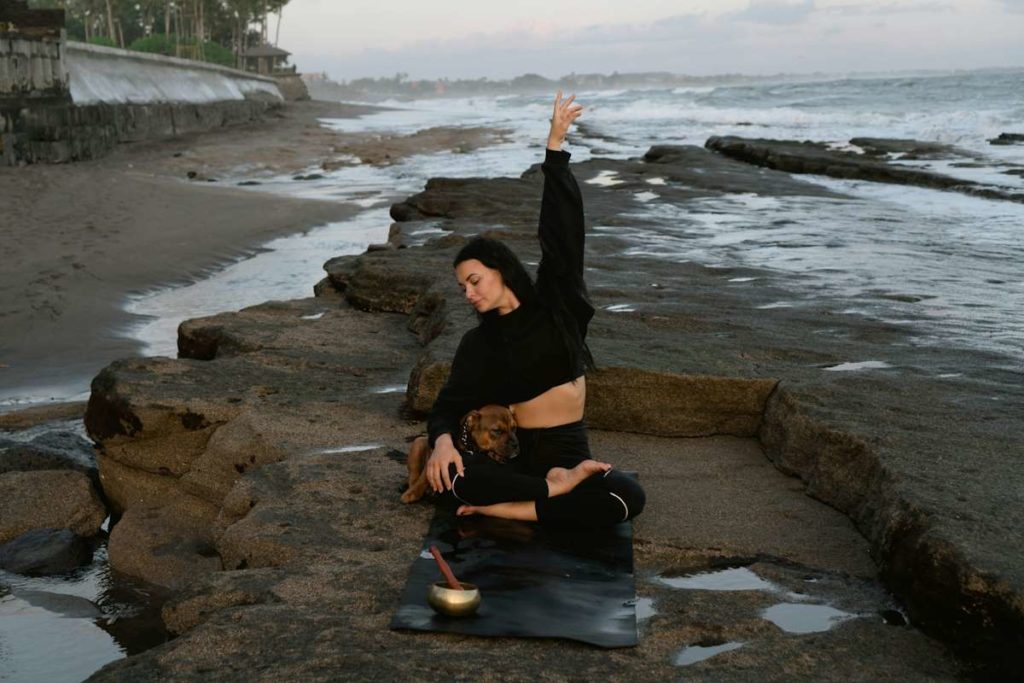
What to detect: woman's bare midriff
<box><xmin>511</xmin><ymin>375</ymin><xmax>586</xmax><ymax>428</ymax></box>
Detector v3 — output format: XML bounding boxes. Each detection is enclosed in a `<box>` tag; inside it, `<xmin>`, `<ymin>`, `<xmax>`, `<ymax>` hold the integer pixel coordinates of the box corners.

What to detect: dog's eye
<box><xmin>491</xmin><ymin>429</ymin><xmax>503</xmax><ymax>436</ymax></box>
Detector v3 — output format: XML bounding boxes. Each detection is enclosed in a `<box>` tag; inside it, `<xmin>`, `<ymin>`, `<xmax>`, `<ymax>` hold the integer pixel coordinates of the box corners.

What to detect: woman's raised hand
<box><xmin>547</xmin><ymin>90</ymin><xmax>583</xmax><ymax>151</ymax></box>
<box><xmin>426</xmin><ymin>433</ymin><xmax>464</xmax><ymax>493</ymax></box>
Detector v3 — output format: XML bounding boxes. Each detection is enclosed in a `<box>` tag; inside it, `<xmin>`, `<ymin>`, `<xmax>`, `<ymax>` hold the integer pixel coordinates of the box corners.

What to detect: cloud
<box><xmin>296</xmin><ymin>0</ymin><xmax>1024</xmax><ymax>80</ymax></box>
<box><xmin>733</xmin><ymin>0</ymin><xmax>816</xmax><ymax>24</ymax></box>
<box><xmin>1002</xmin><ymin>0</ymin><xmax>1024</xmax><ymax>13</ymax></box>
<box><xmin>825</xmin><ymin>1</ymin><xmax>956</xmax><ymax>15</ymax></box>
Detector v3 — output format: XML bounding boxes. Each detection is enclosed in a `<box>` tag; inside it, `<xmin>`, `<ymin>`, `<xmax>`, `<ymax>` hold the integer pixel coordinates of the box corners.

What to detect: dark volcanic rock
<box><xmin>85</xmin><ymin>145</ymin><xmax>1009</xmax><ymax>679</ymax></box>
<box><xmin>706</xmin><ymin>135</ymin><xmax>1024</xmax><ymax>203</ymax></box>
<box><xmin>92</xmin><ymin>442</ymin><xmax>962</xmax><ymax>682</ymax></box>
<box><xmin>0</xmin><ymin>428</ymin><xmax>98</xmax><ymax>487</ymax></box>
<box><xmin>0</xmin><ymin>528</ymin><xmax>94</xmax><ymax>575</ymax></box>
<box><xmin>377</xmin><ymin>149</ymin><xmax>1022</xmax><ymax>675</ymax></box>
<box><xmin>989</xmin><ymin>132</ymin><xmax>1024</xmax><ymax>145</ymax></box>
<box><xmin>847</xmin><ymin>137</ymin><xmax>967</xmax><ymax>160</ymax></box>
<box><xmin>86</xmin><ymin>297</ymin><xmax>425</xmax><ymax>587</ymax></box>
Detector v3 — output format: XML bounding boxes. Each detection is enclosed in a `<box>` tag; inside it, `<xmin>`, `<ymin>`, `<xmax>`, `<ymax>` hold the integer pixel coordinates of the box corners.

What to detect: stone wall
<box><xmin>1</xmin><ymin>29</ymin><xmax>283</xmax><ymax>165</ymax></box>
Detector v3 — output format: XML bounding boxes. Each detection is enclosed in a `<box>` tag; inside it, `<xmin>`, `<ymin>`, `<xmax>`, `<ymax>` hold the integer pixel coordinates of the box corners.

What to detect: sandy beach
<box><xmin>0</xmin><ymin>100</ymin><xmax>509</xmax><ymax>409</ymax></box>
<box><xmin>0</xmin><ymin>101</ymin><xmax>359</xmax><ymax>406</ymax></box>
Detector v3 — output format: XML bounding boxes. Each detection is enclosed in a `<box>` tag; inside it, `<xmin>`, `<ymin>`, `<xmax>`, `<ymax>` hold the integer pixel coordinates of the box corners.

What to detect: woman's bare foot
<box><xmin>457</xmin><ymin>501</ymin><xmax>538</xmax><ymax>521</ymax></box>
<box><xmin>545</xmin><ymin>459</ymin><xmax>611</xmax><ymax>497</ymax></box>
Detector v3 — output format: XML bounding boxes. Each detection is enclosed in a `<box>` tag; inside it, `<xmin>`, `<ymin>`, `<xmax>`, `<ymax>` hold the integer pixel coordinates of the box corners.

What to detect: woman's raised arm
<box><xmin>537</xmin><ymin>92</ymin><xmax>587</xmax><ymax>290</ymax></box>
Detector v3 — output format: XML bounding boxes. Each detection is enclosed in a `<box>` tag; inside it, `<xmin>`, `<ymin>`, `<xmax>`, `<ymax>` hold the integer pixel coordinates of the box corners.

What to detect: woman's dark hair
<box><xmin>453</xmin><ymin>237</ymin><xmax>537</xmax><ymax>307</ymax></box>
<box><xmin>454</xmin><ymin>236</ymin><xmax>595</xmax><ymax>373</ymax></box>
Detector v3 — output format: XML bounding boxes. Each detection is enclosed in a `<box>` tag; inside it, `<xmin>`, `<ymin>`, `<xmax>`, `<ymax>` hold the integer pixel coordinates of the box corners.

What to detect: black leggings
<box><xmin>448</xmin><ymin>420</ymin><xmax>645</xmax><ymax>527</ymax></box>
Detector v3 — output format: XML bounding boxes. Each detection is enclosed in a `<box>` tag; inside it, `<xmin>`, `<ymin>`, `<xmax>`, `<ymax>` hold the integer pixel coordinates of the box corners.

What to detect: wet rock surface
<box><xmin>0</xmin><ymin>423</ymin><xmax>99</xmax><ymax>487</ymax></box>
<box><xmin>989</xmin><ymin>132</ymin><xmax>1024</xmax><ymax>146</ymax></box>
<box><xmin>0</xmin><ymin>528</ymin><xmax>94</xmax><ymax>576</ymax></box>
<box><xmin>706</xmin><ymin>135</ymin><xmax>1024</xmax><ymax>203</ymax></box>
<box><xmin>82</xmin><ymin>144</ymin><xmax>1022</xmax><ymax>679</ymax></box>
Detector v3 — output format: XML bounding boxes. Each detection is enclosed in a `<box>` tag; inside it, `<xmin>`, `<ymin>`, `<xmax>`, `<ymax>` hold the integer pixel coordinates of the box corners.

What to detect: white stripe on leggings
<box><xmin>609</xmin><ymin>492</ymin><xmax>629</xmax><ymax>522</ymax></box>
<box><xmin>450</xmin><ymin>473</ymin><xmax>471</xmax><ymax>505</ymax></box>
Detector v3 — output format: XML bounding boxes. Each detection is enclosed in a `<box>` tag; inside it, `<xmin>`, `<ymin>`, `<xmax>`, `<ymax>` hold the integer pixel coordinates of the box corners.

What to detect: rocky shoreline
<box><xmin>4</xmin><ymin>132</ymin><xmax>1020</xmax><ymax>679</ymax></box>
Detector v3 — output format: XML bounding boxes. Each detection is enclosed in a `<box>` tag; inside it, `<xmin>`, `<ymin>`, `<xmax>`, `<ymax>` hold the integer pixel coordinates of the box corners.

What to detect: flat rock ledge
<box><xmin>84</xmin><ymin>144</ymin><xmax>1020</xmax><ymax>679</ymax></box>
<box><xmin>706</xmin><ymin>135</ymin><xmax>1024</xmax><ymax>203</ymax></box>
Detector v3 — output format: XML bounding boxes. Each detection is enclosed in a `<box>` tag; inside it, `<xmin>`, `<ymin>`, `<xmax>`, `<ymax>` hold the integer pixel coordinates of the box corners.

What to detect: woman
<box><xmin>423</xmin><ymin>92</ymin><xmax>645</xmax><ymax>527</ymax></box>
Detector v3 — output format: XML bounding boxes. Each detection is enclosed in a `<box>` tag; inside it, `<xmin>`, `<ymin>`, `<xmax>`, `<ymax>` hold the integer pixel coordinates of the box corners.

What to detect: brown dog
<box><xmin>401</xmin><ymin>405</ymin><xmax>518</xmax><ymax>504</ymax></box>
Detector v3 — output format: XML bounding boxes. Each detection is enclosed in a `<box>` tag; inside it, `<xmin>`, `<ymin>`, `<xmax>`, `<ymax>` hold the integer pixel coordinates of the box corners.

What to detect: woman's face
<box><xmin>455</xmin><ymin>259</ymin><xmax>508</xmax><ymax>313</ymax></box>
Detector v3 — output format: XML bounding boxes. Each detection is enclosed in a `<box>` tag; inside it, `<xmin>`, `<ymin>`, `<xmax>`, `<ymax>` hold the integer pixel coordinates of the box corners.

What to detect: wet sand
<box><xmin>0</xmin><ymin>101</ymin><xmax>382</xmax><ymax>408</ymax></box>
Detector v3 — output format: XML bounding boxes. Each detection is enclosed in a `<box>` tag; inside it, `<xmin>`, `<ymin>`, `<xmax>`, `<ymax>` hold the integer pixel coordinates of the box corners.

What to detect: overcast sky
<box><xmin>276</xmin><ymin>0</ymin><xmax>1024</xmax><ymax>81</ymax></box>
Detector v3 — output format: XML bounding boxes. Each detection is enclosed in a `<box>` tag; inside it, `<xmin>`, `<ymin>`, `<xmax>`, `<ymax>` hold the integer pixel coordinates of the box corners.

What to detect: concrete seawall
<box><xmin>1</xmin><ymin>35</ymin><xmax>282</xmax><ymax>165</ymax></box>
<box><xmin>65</xmin><ymin>42</ymin><xmax>281</xmax><ymax>105</ymax></box>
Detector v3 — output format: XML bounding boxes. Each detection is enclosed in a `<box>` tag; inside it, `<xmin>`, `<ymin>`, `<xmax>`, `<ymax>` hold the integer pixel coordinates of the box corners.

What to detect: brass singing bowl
<box><xmin>427</xmin><ymin>582</ymin><xmax>481</xmax><ymax>617</ymax></box>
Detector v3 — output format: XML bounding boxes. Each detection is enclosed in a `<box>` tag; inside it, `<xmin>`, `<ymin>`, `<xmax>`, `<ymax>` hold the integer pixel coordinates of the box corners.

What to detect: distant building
<box><xmin>240</xmin><ymin>45</ymin><xmax>291</xmax><ymax>75</ymax></box>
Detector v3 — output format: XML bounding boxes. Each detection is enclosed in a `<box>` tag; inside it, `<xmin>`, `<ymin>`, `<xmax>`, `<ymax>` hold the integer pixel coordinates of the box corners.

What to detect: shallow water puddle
<box><xmin>603</xmin><ymin>303</ymin><xmax>637</xmax><ymax>313</ymax></box>
<box><xmin>654</xmin><ymin>567</ymin><xmax>776</xmax><ymax>592</ymax></box>
<box><xmin>635</xmin><ymin>596</ymin><xmax>657</xmax><ymax>622</ymax></box>
<box><xmin>674</xmin><ymin>641</ymin><xmax>744</xmax><ymax>666</ymax></box>
<box><xmin>318</xmin><ymin>444</ymin><xmax>384</xmax><ymax>454</ymax></box>
<box><xmin>761</xmin><ymin>603</ymin><xmax>855</xmax><ymax>633</ymax></box>
<box><xmin>0</xmin><ymin>545</ymin><xmax>167</xmax><ymax>682</ymax></box>
<box><xmin>728</xmin><ymin>276</ymin><xmax>758</xmax><ymax>282</ymax></box>
<box><xmin>369</xmin><ymin>384</ymin><xmax>407</xmax><ymax>394</ymax></box>
<box><xmin>0</xmin><ymin>595</ymin><xmax>124</xmax><ymax>683</ymax></box>
<box><xmin>300</xmin><ymin>311</ymin><xmax>326</xmax><ymax>320</ymax></box>
<box><xmin>824</xmin><ymin>360</ymin><xmax>892</xmax><ymax>372</ymax></box>
<box><xmin>645</xmin><ymin>177</ymin><xmax>667</xmax><ymax>186</ymax></box>
<box><xmin>633</xmin><ymin>191</ymin><xmax>659</xmax><ymax>203</ymax></box>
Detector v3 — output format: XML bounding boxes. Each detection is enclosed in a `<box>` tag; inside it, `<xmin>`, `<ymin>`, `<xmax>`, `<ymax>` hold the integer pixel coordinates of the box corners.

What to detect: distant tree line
<box><xmin>26</xmin><ymin>0</ymin><xmax>291</xmax><ymax>67</ymax></box>
<box><xmin>307</xmin><ymin>71</ymin><xmax>781</xmax><ymax>102</ymax></box>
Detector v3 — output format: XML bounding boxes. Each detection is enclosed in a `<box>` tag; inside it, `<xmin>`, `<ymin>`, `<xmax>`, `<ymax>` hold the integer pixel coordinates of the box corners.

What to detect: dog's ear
<box><xmin>463</xmin><ymin>410</ymin><xmax>480</xmax><ymax>430</ymax></box>
<box><xmin>508</xmin><ymin>413</ymin><xmax>517</xmax><ymax>431</ymax></box>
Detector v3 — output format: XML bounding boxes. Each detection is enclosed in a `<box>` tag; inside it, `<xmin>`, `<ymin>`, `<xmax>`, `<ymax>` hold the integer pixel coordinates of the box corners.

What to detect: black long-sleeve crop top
<box><xmin>426</xmin><ymin>148</ymin><xmax>595</xmax><ymax>447</ymax></box>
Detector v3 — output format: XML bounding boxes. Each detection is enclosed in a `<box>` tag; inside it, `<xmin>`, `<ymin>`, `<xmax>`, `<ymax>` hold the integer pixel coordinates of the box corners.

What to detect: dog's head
<box><xmin>456</xmin><ymin>405</ymin><xmax>519</xmax><ymax>464</ymax></box>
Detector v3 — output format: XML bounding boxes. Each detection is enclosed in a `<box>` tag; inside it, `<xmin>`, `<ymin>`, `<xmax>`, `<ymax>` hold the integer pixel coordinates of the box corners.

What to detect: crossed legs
<box><xmin>455</xmin><ymin>459</ymin><xmax>610</xmax><ymax>521</ymax></box>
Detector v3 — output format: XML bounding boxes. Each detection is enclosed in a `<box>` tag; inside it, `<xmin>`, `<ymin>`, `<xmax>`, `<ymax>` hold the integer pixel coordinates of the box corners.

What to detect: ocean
<box><xmin>126</xmin><ymin>69</ymin><xmax>1024</xmax><ymax>371</ymax></box>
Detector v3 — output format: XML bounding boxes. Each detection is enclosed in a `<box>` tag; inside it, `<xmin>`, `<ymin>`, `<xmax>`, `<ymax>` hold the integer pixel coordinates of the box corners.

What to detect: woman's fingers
<box><xmin>441</xmin><ymin>460</ymin><xmax>453</xmax><ymax>491</ymax></box>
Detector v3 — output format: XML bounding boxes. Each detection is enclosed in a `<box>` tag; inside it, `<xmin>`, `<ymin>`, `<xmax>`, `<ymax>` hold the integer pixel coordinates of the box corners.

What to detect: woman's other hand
<box><xmin>547</xmin><ymin>90</ymin><xmax>583</xmax><ymax>151</ymax></box>
<box><xmin>426</xmin><ymin>433</ymin><xmax>464</xmax><ymax>493</ymax></box>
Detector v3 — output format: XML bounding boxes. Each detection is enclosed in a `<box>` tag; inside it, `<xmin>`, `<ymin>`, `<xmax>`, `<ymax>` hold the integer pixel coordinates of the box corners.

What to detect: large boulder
<box><xmin>0</xmin><ymin>527</ymin><xmax>94</xmax><ymax>575</ymax></box>
<box><xmin>0</xmin><ymin>428</ymin><xmax>98</xmax><ymax>487</ymax></box>
<box><xmin>0</xmin><ymin>470</ymin><xmax>106</xmax><ymax>543</ymax></box>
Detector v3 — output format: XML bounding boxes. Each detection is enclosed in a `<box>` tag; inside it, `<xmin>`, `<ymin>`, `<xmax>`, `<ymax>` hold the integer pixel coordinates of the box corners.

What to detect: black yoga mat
<box><xmin>390</xmin><ymin>508</ymin><xmax>638</xmax><ymax>648</ymax></box>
